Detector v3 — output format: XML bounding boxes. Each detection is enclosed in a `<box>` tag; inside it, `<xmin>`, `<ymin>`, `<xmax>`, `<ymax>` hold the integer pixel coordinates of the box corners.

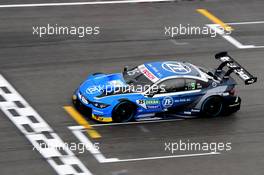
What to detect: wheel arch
<box><xmin>201</xmin><ymin>95</ymin><xmax>224</xmax><ymax>117</ymax></box>
<box><xmin>111</xmin><ymin>99</ymin><xmax>138</xmax><ymax>122</ymax></box>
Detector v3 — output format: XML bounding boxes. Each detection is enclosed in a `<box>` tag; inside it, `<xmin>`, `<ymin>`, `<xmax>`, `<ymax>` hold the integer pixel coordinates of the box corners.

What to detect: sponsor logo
<box><xmin>145</xmin><ymin>99</ymin><xmax>160</xmax><ymax>105</ymax></box>
<box><xmin>162</xmin><ymin>96</ymin><xmax>174</xmax><ymax>108</ymax></box>
<box><xmin>174</xmin><ymin>98</ymin><xmax>191</xmax><ymax>103</ymax></box>
<box><xmin>137</xmin><ymin>99</ymin><xmax>161</xmax><ymax>109</ymax></box>
<box><xmin>212</xmin><ymin>82</ymin><xmax>218</xmax><ymax>87</ymax></box>
<box><xmin>138</xmin><ymin>65</ymin><xmax>159</xmax><ymax>82</ymax></box>
<box><xmin>162</xmin><ymin>62</ymin><xmax>191</xmax><ymax>74</ymax></box>
<box><xmin>246</xmin><ymin>79</ymin><xmax>255</xmax><ymax>84</ymax></box>
<box><xmin>220</xmin><ymin>56</ymin><xmax>251</xmax><ymax>80</ymax></box>
<box><xmin>147</xmin><ymin>105</ymin><xmax>160</xmax><ymax>109</ymax></box>
<box><xmin>86</xmin><ymin>86</ymin><xmax>102</xmax><ymax>94</ymax></box>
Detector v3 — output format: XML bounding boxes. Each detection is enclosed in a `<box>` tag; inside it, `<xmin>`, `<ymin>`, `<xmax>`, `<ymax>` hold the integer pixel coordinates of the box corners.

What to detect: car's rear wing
<box><xmin>215</xmin><ymin>52</ymin><xmax>257</xmax><ymax>85</ymax></box>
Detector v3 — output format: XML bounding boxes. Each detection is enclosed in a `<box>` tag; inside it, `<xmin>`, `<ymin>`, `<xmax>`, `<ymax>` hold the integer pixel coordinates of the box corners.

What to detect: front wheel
<box><xmin>201</xmin><ymin>96</ymin><xmax>223</xmax><ymax>117</ymax></box>
<box><xmin>112</xmin><ymin>101</ymin><xmax>136</xmax><ymax>123</ymax></box>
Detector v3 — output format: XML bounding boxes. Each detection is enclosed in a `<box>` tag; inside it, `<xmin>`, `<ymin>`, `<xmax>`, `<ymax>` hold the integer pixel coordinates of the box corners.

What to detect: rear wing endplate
<box><xmin>215</xmin><ymin>52</ymin><xmax>257</xmax><ymax>85</ymax></box>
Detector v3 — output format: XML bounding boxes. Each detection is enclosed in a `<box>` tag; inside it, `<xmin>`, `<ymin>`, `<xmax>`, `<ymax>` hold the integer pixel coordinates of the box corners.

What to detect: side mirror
<box><xmin>124</xmin><ymin>66</ymin><xmax>129</xmax><ymax>72</ymax></box>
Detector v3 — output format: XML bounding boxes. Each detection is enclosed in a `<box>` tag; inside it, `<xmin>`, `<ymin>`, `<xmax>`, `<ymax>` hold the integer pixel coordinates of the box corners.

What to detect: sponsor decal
<box><xmin>137</xmin><ymin>99</ymin><xmax>145</xmax><ymax>104</ymax></box>
<box><xmin>212</xmin><ymin>81</ymin><xmax>218</xmax><ymax>87</ymax></box>
<box><xmin>191</xmin><ymin>109</ymin><xmax>200</xmax><ymax>112</ymax></box>
<box><xmin>142</xmin><ymin>69</ymin><xmax>155</xmax><ymax>80</ymax></box>
<box><xmin>86</xmin><ymin>85</ymin><xmax>102</xmax><ymax>94</ymax></box>
<box><xmin>136</xmin><ymin>99</ymin><xmax>147</xmax><ymax>109</ymax></box>
<box><xmin>174</xmin><ymin>98</ymin><xmax>191</xmax><ymax>103</ymax></box>
<box><xmin>138</xmin><ymin>65</ymin><xmax>159</xmax><ymax>82</ymax></box>
<box><xmin>145</xmin><ymin>99</ymin><xmax>160</xmax><ymax>105</ymax></box>
<box><xmin>162</xmin><ymin>96</ymin><xmax>174</xmax><ymax>108</ymax></box>
<box><xmin>220</xmin><ymin>56</ymin><xmax>251</xmax><ymax>80</ymax></box>
<box><xmin>162</xmin><ymin>62</ymin><xmax>191</xmax><ymax>74</ymax></box>
<box><xmin>136</xmin><ymin>99</ymin><xmax>161</xmax><ymax>109</ymax></box>
<box><xmin>127</xmin><ymin>68</ymin><xmax>140</xmax><ymax>76</ymax></box>
<box><xmin>147</xmin><ymin>105</ymin><xmax>160</xmax><ymax>109</ymax></box>
<box><xmin>147</xmin><ymin>63</ymin><xmax>163</xmax><ymax>77</ymax></box>
<box><xmin>92</xmin><ymin>114</ymin><xmax>112</xmax><ymax>122</ymax></box>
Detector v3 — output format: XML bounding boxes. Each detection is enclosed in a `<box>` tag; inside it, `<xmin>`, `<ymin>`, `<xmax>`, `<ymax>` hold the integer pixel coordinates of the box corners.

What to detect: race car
<box><xmin>72</xmin><ymin>52</ymin><xmax>257</xmax><ymax>123</ymax></box>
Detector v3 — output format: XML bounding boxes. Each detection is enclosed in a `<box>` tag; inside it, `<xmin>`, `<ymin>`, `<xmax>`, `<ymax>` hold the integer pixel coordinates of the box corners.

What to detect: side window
<box><xmin>158</xmin><ymin>79</ymin><xmax>185</xmax><ymax>93</ymax></box>
<box><xmin>185</xmin><ymin>79</ymin><xmax>209</xmax><ymax>90</ymax></box>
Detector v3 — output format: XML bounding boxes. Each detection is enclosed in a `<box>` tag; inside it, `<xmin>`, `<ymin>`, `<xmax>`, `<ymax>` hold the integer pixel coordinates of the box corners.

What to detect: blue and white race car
<box><xmin>72</xmin><ymin>52</ymin><xmax>257</xmax><ymax>123</ymax></box>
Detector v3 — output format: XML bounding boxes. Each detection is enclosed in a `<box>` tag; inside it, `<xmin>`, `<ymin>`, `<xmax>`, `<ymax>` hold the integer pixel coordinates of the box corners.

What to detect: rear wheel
<box><xmin>112</xmin><ymin>101</ymin><xmax>136</xmax><ymax>123</ymax></box>
<box><xmin>202</xmin><ymin>96</ymin><xmax>223</xmax><ymax>117</ymax></box>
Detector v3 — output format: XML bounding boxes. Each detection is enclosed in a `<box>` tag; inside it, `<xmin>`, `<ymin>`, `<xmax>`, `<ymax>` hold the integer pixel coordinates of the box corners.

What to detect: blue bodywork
<box><xmin>73</xmin><ymin>58</ymin><xmax>246</xmax><ymax>122</ymax></box>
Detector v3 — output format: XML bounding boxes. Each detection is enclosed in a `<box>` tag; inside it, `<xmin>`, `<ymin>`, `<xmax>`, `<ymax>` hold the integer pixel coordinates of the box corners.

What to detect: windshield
<box><xmin>122</xmin><ymin>66</ymin><xmax>153</xmax><ymax>88</ymax></box>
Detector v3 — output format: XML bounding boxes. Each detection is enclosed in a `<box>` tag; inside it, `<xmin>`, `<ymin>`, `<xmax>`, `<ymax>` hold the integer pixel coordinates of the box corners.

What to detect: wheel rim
<box><xmin>203</xmin><ymin>97</ymin><xmax>222</xmax><ymax>116</ymax></box>
<box><xmin>113</xmin><ymin>102</ymin><xmax>134</xmax><ymax>122</ymax></box>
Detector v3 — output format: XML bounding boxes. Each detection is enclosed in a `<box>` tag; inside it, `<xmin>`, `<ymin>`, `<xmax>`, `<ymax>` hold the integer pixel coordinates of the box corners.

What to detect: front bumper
<box><xmin>72</xmin><ymin>94</ymin><xmax>113</xmax><ymax>123</ymax></box>
<box><xmin>91</xmin><ymin>114</ymin><xmax>112</xmax><ymax>123</ymax></box>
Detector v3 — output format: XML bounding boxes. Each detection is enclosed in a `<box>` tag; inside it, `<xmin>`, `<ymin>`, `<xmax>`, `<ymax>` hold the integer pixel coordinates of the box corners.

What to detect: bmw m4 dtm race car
<box><xmin>72</xmin><ymin>52</ymin><xmax>257</xmax><ymax>123</ymax></box>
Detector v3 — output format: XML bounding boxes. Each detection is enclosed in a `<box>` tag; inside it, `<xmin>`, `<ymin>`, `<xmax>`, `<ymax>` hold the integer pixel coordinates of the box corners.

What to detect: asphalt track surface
<box><xmin>0</xmin><ymin>0</ymin><xmax>264</xmax><ymax>174</ymax></box>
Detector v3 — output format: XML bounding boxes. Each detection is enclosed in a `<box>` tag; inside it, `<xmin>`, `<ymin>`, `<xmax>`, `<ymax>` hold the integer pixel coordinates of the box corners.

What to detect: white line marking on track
<box><xmin>207</xmin><ymin>24</ymin><xmax>264</xmax><ymax>49</ymax></box>
<box><xmin>222</xmin><ymin>35</ymin><xmax>255</xmax><ymax>49</ymax></box>
<box><xmin>70</xmin><ymin>126</ymin><xmax>220</xmax><ymax>163</ymax></box>
<box><xmin>108</xmin><ymin>152</ymin><xmax>220</xmax><ymax>162</ymax></box>
<box><xmin>138</xmin><ymin>125</ymin><xmax>150</xmax><ymax>133</ymax></box>
<box><xmin>71</xmin><ymin>129</ymin><xmax>119</xmax><ymax>163</ymax></box>
<box><xmin>170</xmin><ymin>39</ymin><xmax>188</xmax><ymax>46</ymax></box>
<box><xmin>0</xmin><ymin>0</ymin><xmax>174</xmax><ymax>8</ymax></box>
<box><xmin>111</xmin><ymin>169</ymin><xmax>129</xmax><ymax>175</ymax></box>
<box><xmin>0</xmin><ymin>74</ymin><xmax>92</xmax><ymax>175</ymax></box>
<box><xmin>90</xmin><ymin>118</ymin><xmax>184</xmax><ymax>127</ymax></box>
<box><xmin>225</xmin><ymin>21</ymin><xmax>264</xmax><ymax>25</ymax></box>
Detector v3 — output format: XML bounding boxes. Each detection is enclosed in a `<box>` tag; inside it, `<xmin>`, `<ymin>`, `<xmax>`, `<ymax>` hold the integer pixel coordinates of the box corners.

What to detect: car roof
<box><xmin>141</xmin><ymin>61</ymin><xmax>207</xmax><ymax>82</ymax></box>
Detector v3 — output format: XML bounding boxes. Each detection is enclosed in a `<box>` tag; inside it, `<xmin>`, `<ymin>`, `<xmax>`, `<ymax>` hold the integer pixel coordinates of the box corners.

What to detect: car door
<box><xmin>152</xmin><ymin>78</ymin><xmax>208</xmax><ymax>111</ymax></box>
<box><xmin>152</xmin><ymin>78</ymin><xmax>186</xmax><ymax>111</ymax></box>
<box><xmin>178</xmin><ymin>78</ymin><xmax>207</xmax><ymax>107</ymax></box>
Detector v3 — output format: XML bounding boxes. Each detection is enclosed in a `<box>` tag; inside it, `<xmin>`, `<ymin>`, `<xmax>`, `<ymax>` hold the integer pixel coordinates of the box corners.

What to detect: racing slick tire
<box><xmin>112</xmin><ymin>101</ymin><xmax>136</xmax><ymax>123</ymax></box>
<box><xmin>201</xmin><ymin>96</ymin><xmax>223</xmax><ymax>117</ymax></box>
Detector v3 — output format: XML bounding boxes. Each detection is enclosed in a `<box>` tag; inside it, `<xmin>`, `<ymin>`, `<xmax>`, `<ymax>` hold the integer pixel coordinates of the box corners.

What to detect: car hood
<box><xmin>79</xmin><ymin>73</ymin><xmax>127</xmax><ymax>100</ymax></box>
